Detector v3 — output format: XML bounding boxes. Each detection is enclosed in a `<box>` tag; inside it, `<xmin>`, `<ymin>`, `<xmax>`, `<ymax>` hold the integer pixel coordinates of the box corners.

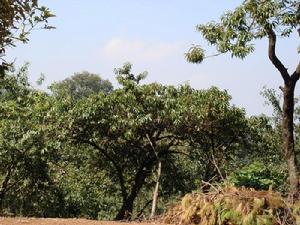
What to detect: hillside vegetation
<box><xmin>163</xmin><ymin>186</ymin><xmax>300</xmax><ymax>225</ymax></box>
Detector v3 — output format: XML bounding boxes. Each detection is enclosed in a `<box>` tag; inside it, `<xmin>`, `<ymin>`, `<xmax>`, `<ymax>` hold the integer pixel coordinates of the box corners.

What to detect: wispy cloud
<box><xmin>101</xmin><ymin>38</ymin><xmax>183</xmax><ymax>62</ymax></box>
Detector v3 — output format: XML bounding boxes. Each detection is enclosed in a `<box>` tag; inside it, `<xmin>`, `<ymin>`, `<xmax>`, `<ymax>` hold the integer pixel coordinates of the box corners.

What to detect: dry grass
<box><xmin>163</xmin><ymin>186</ymin><xmax>300</xmax><ymax>225</ymax></box>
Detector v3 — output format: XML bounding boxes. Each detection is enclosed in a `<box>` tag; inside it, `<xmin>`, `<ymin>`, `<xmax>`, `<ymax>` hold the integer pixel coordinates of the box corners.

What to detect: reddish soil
<box><xmin>0</xmin><ymin>217</ymin><xmax>167</xmax><ymax>225</ymax></box>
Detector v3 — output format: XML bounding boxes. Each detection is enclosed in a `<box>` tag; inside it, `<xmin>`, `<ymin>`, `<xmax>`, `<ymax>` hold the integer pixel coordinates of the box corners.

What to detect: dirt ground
<box><xmin>0</xmin><ymin>217</ymin><xmax>167</xmax><ymax>225</ymax></box>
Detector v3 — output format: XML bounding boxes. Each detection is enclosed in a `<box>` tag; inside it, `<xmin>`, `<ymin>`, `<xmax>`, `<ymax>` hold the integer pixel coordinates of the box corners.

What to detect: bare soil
<box><xmin>0</xmin><ymin>218</ymin><xmax>167</xmax><ymax>225</ymax></box>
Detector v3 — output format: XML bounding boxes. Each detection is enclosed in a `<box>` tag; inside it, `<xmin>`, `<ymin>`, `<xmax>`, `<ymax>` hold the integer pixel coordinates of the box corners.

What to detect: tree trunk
<box><xmin>0</xmin><ymin>164</ymin><xmax>14</xmax><ymax>213</ymax></box>
<box><xmin>115</xmin><ymin>196</ymin><xmax>135</xmax><ymax>220</ymax></box>
<box><xmin>115</xmin><ymin>181</ymin><xmax>145</xmax><ymax>220</ymax></box>
<box><xmin>115</xmin><ymin>157</ymin><xmax>156</xmax><ymax>220</ymax></box>
<box><xmin>283</xmin><ymin>82</ymin><xmax>299</xmax><ymax>197</ymax></box>
<box><xmin>150</xmin><ymin>160</ymin><xmax>162</xmax><ymax>219</ymax></box>
<box><xmin>266</xmin><ymin>27</ymin><xmax>300</xmax><ymax>196</ymax></box>
<box><xmin>0</xmin><ymin>63</ymin><xmax>6</xmax><ymax>79</ymax></box>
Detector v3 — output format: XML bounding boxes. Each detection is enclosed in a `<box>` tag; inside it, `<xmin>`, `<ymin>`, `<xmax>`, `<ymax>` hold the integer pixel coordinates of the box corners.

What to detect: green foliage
<box><xmin>190</xmin><ymin>0</ymin><xmax>300</xmax><ymax>195</ymax></box>
<box><xmin>185</xmin><ymin>46</ymin><xmax>205</xmax><ymax>64</ymax></box>
<box><xmin>115</xmin><ymin>62</ymin><xmax>148</xmax><ymax>85</ymax></box>
<box><xmin>55</xmin><ymin>162</ymin><xmax>120</xmax><ymax>219</ymax></box>
<box><xmin>0</xmin><ymin>65</ymin><xmax>61</xmax><ymax>216</ymax></box>
<box><xmin>245</xmin><ymin>115</ymin><xmax>282</xmax><ymax>164</ymax></box>
<box><xmin>50</xmin><ymin>71</ymin><xmax>113</xmax><ymax>101</ymax></box>
<box><xmin>0</xmin><ymin>0</ymin><xmax>55</xmax><ymax>75</ymax></box>
<box><xmin>261</xmin><ymin>87</ymin><xmax>284</xmax><ymax>128</ymax></box>
<box><xmin>188</xmin><ymin>0</ymin><xmax>299</xmax><ymax>60</ymax></box>
<box><xmin>63</xmin><ymin>63</ymin><xmax>250</xmax><ymax>219</ymax></box>
<box><xmin>176</xmin><ymin>86</ymin><xmax>248</xmax><ymax>181</ymax></box>
<box><xmin>0</xmin><ymin>63</ymin><xmax>288</xmax><ymax>219</ymax></box>
<box><xmin>66</xmin><ymin>64</ymin><xmax>186</xmax><ymax>219</ymax></box>
<box><xmin>259</xmin><ymin>87</ymin><xmax>300</xmax><ymax>169</ymax></box>
<box><xmin>229</xmin><ymin>162</ymin><xmax>287</xmax><ymax>192</ymax></box>
<box><xmin>233</xmin><ymin>114</ymin><xmax>287</xmax><ymax>193</ymax></box>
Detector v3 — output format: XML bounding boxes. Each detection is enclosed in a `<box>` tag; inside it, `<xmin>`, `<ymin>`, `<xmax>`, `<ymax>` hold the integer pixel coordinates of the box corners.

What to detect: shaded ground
<box><xmin>0</xmin><ymin>218</ymin><xmax>166</xmax><ymax>225</ymax></box>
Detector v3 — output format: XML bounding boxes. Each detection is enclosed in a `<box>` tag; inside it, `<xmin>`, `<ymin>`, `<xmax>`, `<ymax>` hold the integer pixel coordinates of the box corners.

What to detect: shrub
<box><xmin>229</xmin><ymin>162</ymin><xmax>287</xmax><ymax>192</ymax></box>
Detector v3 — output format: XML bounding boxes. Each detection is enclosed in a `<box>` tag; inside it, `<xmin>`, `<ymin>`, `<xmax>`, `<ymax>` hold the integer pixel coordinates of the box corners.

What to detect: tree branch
<box><xmin>156</xmin><ymin>134</ymin><xmax>177</xmax><ymax>141</ymax></box>
<box><xmin>135</xmin><ymin>199</ymin><xmax>153</xmax><ymax>220</ymax></box>
<box><xmin>291</xmin><ymin>62</ymin><xmax>300</xmax><ymax>83</ymax></box>
<box><xmin>158</xmin><ymin>149</ymin><xmax>189</xmax><ymax>157</ymax></box>
<box><xmin>211</xmin><ymin>153</ymin><xmax>225</xmax><ymax>181</ymax></box>
<box><xmin>266</xmin><ymin>28</ymin><xmax>290</xmax><ymax>83</ymax></box>
<box><xmin>146</xmin><ymin>134</ymin><xmax>157</xmax><ymax>156</ymax></box>
<box><xmin>0</xmin><ymin>163</ymin><xmax>14</xmax><ymax>199</ymax></box>
<box><xmin>85</xmin><ymin>140</ymin><xmax>128</xmax><ymax>201</ymax></box>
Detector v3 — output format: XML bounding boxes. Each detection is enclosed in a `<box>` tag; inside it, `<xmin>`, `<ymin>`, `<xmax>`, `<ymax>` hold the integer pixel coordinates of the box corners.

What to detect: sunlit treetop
<box><xmin>114</xmin><ymin>62</ymin><xmax>148</xmax><ymax>86</ymax></box>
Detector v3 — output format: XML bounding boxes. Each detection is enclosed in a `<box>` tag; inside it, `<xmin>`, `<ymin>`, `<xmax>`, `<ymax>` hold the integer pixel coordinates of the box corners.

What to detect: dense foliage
<box><xmin>50</xmin><ymin>71</ymin><xmax>113</xmax><ymax>101</ymax></box>
<box><xmin>1</xmin><ymin>0</ymin><xmax>299</xmax><ymax>223</ymax></box>
<box><xmin>0</xmin><ymin>65</ymin><xmax>62</xmax><ymax>216</ymax></box>
<box><xmin>0</xmin><ymin>63</ymin><xmax>295</xmax><ymax>220</ymax></box>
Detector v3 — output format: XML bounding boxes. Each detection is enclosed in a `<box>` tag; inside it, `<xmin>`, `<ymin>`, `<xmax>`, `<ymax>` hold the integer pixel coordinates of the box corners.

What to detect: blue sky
<box><xmin>5</xmin><ymin>0</ymin><xmax>299</xmax><ymax>116</ymax></box>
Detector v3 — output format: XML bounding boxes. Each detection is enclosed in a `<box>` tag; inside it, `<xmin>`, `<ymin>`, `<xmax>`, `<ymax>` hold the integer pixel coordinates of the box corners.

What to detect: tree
<box><xmin>261</xmin><ymin>87</ymin><xmax>300</xmax><ymax>166</ymax></box>
<box><xmin>186</xmin><ymin>0</ymin><xmax>300</xmax><ymax>196</ymax></box>
<box><xmin>0</xmin><ymin>0</ymin><xmax>54</xmax><ymax>78</ymax></box>
<box><xmin>50</xmin><ymin>71</ymin><xmax>113</xmax><ymax>101</ymax></box>
<box><xmin>64</xmin><ymin>63</ymin><xmax>250</xmax><ymax>220</ymax></box>
<box><xmin>175</xmin><ymin>87</ymin><xmax>248</xmax><ymax>182</ymax></box>
<box><xmin>0</xmin><ymin>65</ymin><xmax>62</xmax><ymax>216</ymax></box>
<box><xmin>66</xmin><ymin>64</ymin><xmax>185</xmax><ymax>220</ymax></box>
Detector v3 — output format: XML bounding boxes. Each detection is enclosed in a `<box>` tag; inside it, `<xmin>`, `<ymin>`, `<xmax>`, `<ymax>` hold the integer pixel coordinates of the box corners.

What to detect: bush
<box><xmin>229</xmin><ymin>162</ymin><xmax>287</xmax><ymax>192</ymax></box>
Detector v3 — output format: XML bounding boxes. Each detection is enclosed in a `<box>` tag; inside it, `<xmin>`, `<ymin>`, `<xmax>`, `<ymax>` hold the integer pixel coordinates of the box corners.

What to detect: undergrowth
<box><xmin>163</xmin><ymin>186</ymin><xmax>300</xmax><ymax>225</ymax></box>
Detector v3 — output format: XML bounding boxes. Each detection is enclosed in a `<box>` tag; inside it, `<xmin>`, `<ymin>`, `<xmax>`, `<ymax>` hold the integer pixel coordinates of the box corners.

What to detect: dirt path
<box><xmin>0</xmin><ymin>217</ymin><xmax>167</xmax><ymax>225</ymax></box>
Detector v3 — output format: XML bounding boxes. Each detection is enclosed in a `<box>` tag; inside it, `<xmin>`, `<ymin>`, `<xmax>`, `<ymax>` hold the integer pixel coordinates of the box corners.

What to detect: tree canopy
<box><xmin>0</xmin><ymin>63</ymin><xmax>294</xmax><ymax>220</ymax></box>
<box><xmin>50</xmin><ymin>71</ymin><xmax>113</xmax><ymax>101</ymax></box>
<box><xmin>61</xmin><ymin>64</ymin><xmax>249</xmax><ymax>219</ymax></box>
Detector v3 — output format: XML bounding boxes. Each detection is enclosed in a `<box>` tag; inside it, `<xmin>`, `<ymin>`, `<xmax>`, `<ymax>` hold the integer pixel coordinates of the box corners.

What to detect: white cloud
<box><xmin>101</xmin><ymin>38</ymin><xmax>183</xmax><ymax>62</ymax></box>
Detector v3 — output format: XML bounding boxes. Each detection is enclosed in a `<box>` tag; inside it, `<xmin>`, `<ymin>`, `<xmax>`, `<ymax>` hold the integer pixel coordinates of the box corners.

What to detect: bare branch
<box><xmin>146</xmin><ymin>134</ymin><xmax>157</xmax><ymax>155</ymax></box>
<box><xmin>211</xmin><ymin>153</ymin><xmax>225</xmax><ymax>181</ymax></box>
<box><xmin>204</xmin><ymin>52</ymin><xmax>223</xmax><ymax>59</ymax></box>
<box><xmin>201</xmin><ymin>181</ymin><xmax>219</xmax><ymax>192</ymax></box>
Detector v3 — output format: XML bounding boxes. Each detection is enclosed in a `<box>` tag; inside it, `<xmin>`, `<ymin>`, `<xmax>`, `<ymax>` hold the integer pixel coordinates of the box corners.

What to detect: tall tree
<box><xmin>65</xmin><ymin>63</ymin><xmax>248</xmax><ymax>220</ymax></box>
<box><xmin>186</xmin><ymin>0</ymin><xmax>300</xmax><ymax>197</ymax></box>
<box><xmin>0</xmin><ymin>0</ymin><xmax>54</xmax><ymax>78</ymax></box>
<box><xmin>66</xmin><ymin>64</ymin><xmax>183</xmax><ymax>220</ymax></box>
<box><xmin>50</xmin><ymin>71</ymin><xmax>113</xmax><ymax>101</ymax></box>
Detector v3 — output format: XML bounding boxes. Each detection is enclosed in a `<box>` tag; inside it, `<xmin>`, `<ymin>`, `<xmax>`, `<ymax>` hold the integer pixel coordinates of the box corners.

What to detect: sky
<box><xmin>5</xmin><ymin>0</ymin><xmax>300</xmax><ymax>116</ymax></box>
